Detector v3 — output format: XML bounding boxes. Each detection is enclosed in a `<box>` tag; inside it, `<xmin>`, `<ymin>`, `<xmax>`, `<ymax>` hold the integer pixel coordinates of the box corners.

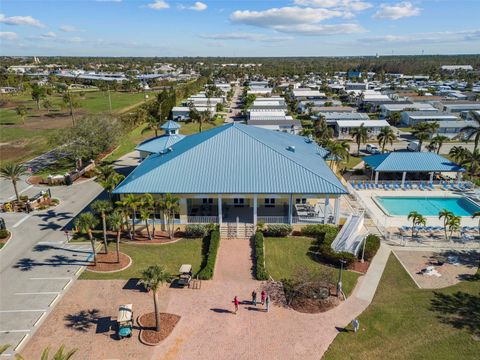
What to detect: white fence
<box><xmin>187</xmin><ymin>216</ymin><xmax>218</xmax><ymax>224</ymax></box>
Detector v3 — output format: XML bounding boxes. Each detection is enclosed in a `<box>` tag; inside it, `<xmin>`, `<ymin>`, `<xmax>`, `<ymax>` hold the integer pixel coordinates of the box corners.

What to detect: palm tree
<box><xmin>6</xmin><ymin>345</ymin><xmax>77</xmax><ymax>360</ymax></box>
<box><xmin>141</xmin><ymin>265</ymin><xmax>171</xmax><ymax>332</ymax></box>
<box><xmin>326</xmin><ymin>140</ymin><xmax>350</xmax><ymax>169</ymax></box>
<box><xmin>140</xmin><ymin>194</ymin><xmax>155</xmax><ymax>238</ymax></box>
<box><xmin>387</xmin><ymin>112</ymin><xmax>401</xmax><ymax>127</ymax></box>
<box><xmin>449</xmin><ymin>145</ymin><xmax>469</xmax><ymax>163</ymax></box>
<box><xmin>107</xmin><ymin>211</ymin><xmax>124</xmax><ymax>263</ymax></box>
<box><xmin>74</xmin><ymin>212</ymin><xmax>99</xmax><ymax>265</ymax></box>
<box><xmin>407</xmin><ymin>211</ymin><xmax>426</xmax><ymax>240</ymax></box>
<box><xmin>142</xmin><ymin>115</ymin><xmax>160</xmax><ymax>137</ymax></box>
<box><xmin>95</xmin><ymin>164</ymin><xmax>115</xmax><ymax>182</ymax></box>
<box><xmin>0</xmin><ymin>162</ymin><xmax>28</xmax><ymax>201</ymax></box>
<box><xmin>377</xmin><ymin>127</ymin><xmax>396</xmax><ymax>153</ymax></box>
<box><xmin>91</xmin><ymin>200</ymin><xmax>113</xmax><ymax>253</ymax></box>
<box><xmin>460</xmin><ymin>149</ymin><xmax>480</xmax><ymax>176</ymax></box>
<box><xmin>461</xmin><ymin>111</ymin><xmax>480</xmax><ymax>152</ymax></box>
<box><xmin>157</xmin><ymin>194</ymin><xmax>179</xmax><ymax>239</ymax></box>
<box><xmin>119</xmin><ymin>194</ymin><xmax>140</xmax><ymax>240</ymax></box>
<box><xmin>15</xmin><ymin>105</ymin><xmax>28</xmax><ymax>124</ymax></box>
<box><xmin>314</xmin><ymin>116</ymin><xmax>333</xmax><ymax>147</ymax></box>
<box><xmin>439</xmin><ymin>209</ymin><xmax>454</xmax><ymax>241</ymax></box>
<box><xmin>429</xmin><ymin>135</ymin><xmax>448</xmax><ymax>154</ymax></box>
<box><xmin>99</xmin><ymin>172</ymin><xmax>125</xmax><ymax>201</ymax></box>
<box><xmin>351</xmin><ymin>123</ymin><xmax>368</xmax><ymax>156</ymax></box>
<box><xmin>140</xmin><ymin>207</ymin><xmax>153</xmax><ymax>240</ymax></box>
<box><xmin>446</xmin><ymin>215</ymin><xmax>461</xmax><ymax>242</ymax></box>
<box><xmin>411</xmin><ymin>122</ymin><xmax>433</xmax><ymax>152</ymax></box>
<box><xmin>472</xmin><ymin>211</ymin><xmax>480</xmax><ymax>235</ymax></box>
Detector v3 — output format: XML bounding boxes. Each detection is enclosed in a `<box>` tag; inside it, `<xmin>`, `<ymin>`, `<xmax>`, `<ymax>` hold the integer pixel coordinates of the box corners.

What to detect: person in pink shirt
<box><xmin>233</xmin><ymin>296</ymin><xmax>239</xmax><ymax>314</ymax></box>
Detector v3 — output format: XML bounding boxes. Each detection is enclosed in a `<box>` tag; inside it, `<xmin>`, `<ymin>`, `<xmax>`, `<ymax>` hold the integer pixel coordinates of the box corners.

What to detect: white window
<box><xmin>295</xmin><ymin>198</ymin><xmax>307</xmax><ymax>204</ymax></box>
<box><xmin>202</xmin><ymin>198</ymin><xmax>214</xmax><ymax>204</ymax></box>
<box><xmin>264</xmin><ymin>198</ymin><xmax>276</xmax><ymax>208</ymax></box>
<box><xmin>233</xmin><ymin>198</ymin><xmax>245</xmax><ymax>207</ymax></box>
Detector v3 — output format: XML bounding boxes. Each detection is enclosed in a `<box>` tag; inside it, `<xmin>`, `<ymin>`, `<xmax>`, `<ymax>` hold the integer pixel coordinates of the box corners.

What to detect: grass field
<box><xmin>0</xmin><ymin>90</ymin><xmax>153</xmax><ymax>164</ymax></box>
<box><xmin>264</xmin><ymin>237</ymin><xmax>360</xmax><ymax>296</ymax></box>
<box><xmin>79</xmin><ymin>239</ymin><xmax>204</xmax><ymax>280</ymax></box>
<box><xmin>323</xmin><ymin>254</ymin><xmax>480</xmax><ymax>360</ymax></box>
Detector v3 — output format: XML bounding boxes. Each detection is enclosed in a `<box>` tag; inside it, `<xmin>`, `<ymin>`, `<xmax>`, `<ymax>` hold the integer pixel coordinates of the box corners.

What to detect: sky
<box><xmin>0</xmin><ymin>0</ymin><xmax>479</xmax><ymax>57</ymax></box>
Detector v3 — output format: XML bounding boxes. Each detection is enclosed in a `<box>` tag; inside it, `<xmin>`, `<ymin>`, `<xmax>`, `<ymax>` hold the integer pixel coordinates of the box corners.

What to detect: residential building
<box><xmin>380</xmin><ymin>102</ymin><xmax>437</xmax><ymax>118</ymax></box>
<box><xmin>400</xmin><ymin>111</ymin><xmax>459</xmax><ymax>126</ymax></box>
<box><xmin>335</xmin><ymin>120</ymin><xmax>390</xmax><ymax>139</ymax></box>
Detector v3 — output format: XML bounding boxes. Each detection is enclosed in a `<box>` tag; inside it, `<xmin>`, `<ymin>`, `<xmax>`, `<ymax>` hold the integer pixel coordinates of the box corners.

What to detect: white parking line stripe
<box><xmin>14</xmin><ymin>292</ymin><xmax>59</xmax><ymax>295</ymax></box>
<box><xmin>29</xmin><ymin>277</ymin><xmax>71</xmax><ymax>280</ymax></box>
<box><xmin>0</xmin><ymin>309</ymin><xmax>46</xmax><ymax>313</ymax></box>
<box><xmin>8</xmin><ymin>185</ymin><xmax>33</xmax><ymax>200</ymax></box>
<box><xmin>12</xmin><ymin>214</ymin><xmax>32</xmax><ymax>228</ymax></box>
<box><xmin>0</xmin><ymin>330</ymin><xmax>31</xmax><ymax>333</ymax></box>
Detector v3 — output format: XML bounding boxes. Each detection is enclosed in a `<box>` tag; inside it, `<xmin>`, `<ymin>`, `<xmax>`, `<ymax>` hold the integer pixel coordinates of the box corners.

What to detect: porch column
<box><xmin>253</xmin><ymin>195</ymin><xmax>257</xmax><ymax>226</ymax></box>
<box><xmin>333</xmin><ymin>196</ymin><xmax>341</xmax><ymax>225</ymax></box>
<box><xmin>374</xmin><ymin>171</ymin><xmax>379</xmax><ymax>184</ymax></box>
<box><xmin>456</xmin><ymin>172</ymin><xmax>463</xmax><ymax>184</ymax></box>
<box><xmin>288</xmin><ymin>194</ymin><xmax>293</xmax><ymax>224</ymax></box>
<box><xmin>323</xmin><ymin>196</ymin><xmax>330</xmax><ymax>224</ymax></box>
<box><xmin>429</xmin><ymin>172</ymin><xmax>434</xmax><ymax>182</ymax></box>
<box><xmin>218</xmin><ymin>196</ymin><xmax>222</xmax><ymax>225</ymax></box>
<box><xmin>401</xmin><ymin>171</ymin><xmax>407</xmax><ymax>186</ymax></box>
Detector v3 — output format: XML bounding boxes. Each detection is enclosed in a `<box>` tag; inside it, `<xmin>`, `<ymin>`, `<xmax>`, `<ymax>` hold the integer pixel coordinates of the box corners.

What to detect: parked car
<box><xmin>407</xmin><ymin>141</ymin><xmax>420</xmax><ymax>152</ymax></box>
<box><xmin>366</xmin><ymin>144</ymin><xmax>380</xmax><ymax>154</ymax></box>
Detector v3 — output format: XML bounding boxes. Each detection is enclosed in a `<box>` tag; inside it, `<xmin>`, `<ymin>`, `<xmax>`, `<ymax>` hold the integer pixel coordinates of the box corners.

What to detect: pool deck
<box><xmin>354</xmin><ymin>188</ymin><xmax>479</xmax><ymax>228</ymax></box>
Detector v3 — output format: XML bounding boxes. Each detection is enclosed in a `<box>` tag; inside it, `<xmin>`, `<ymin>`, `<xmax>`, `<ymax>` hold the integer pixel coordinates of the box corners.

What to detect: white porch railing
<box><xmin>187</xmin><ymin>216</ymin><xmax>218</xmax><ymax>224</ymax></box>
<box><xmin>257</xmin><ymin>216</ymin><xmax>327</xmax><ymax>224</ymax></box>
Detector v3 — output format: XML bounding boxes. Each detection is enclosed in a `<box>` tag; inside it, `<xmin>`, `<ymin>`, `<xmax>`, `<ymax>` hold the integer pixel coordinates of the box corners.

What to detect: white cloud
<box><xmin>59</xmin><ymin>25</ymin><xmax>78</xmax><ymax>32</ymax></box>
<box><xmin>373</xmin><ymin>2</ymin><xmax>421</xmax><ymax>20</ymax></box>
<box><xmin>361</xmin><ymin>29</ymin><xmax>480</xmax><ymax>44</ymax></box>
<box><xmin>147</xmin><ymin>0</ymin><xmax>170</xmax><ymax>10</ymax></box>
<box><xmin>294</xmin><ymin>0</ymin><xmax>372</xmax><ymax>11</ymax></box>
<box><xmin>230</xmin><ymin>6</ymin><xmax>365</xmax><ymax>35</ymax></box>
<box><xmin>201</xmin><ymin>32</ymin><xmax>292</xmax><ymax>42</ymax></box>
<box><xmin>190</xmin><ymin>2</ymin><xmax>207</xmax><ymax>11</ymax></box>
<box><xmin>0</xmin><ymin>14</ymin><xmax>46</xmax><ymax>28</ymax></box>
<box><xmin>0</xmin><ymin>31</ymin><xmax>18</xmax><ymax>41</ymax></box>
<box><xmin>41</xmin><ymin>31</ymin><xmax>57</xmax><ymax>39</ymax></box>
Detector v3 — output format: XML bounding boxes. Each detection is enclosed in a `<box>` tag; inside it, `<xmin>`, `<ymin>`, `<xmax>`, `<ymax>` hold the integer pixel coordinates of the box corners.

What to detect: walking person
<box><xmin>265</xmin><ymin>294</ymin><xmax>270</xmax><ymax>312</ymax></box>
<box><xmin>233</xmin><ymin>296</ymin><xmax>239</xmax><ymax>314</ymax></box>
<box><xmin>261</xmin><ymin>290</ymin><xmax>266</xmax><ymax>305</ymax></box>
<box><xmin>252</xmin><ymin>290</ymin><xmax>257</xmax><ymax>306</ymax></box>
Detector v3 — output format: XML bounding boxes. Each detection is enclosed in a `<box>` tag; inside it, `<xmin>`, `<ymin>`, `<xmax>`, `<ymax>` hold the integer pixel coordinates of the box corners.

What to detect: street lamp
<box><xmin>337</xmin><ymin>259</ymin><xmax>347</xmax><ymax>298</ymax></box>
<box><xmin>361</xmin><ymin>235</ymin><xmax>367</xmax><ymax>263</ymax></box>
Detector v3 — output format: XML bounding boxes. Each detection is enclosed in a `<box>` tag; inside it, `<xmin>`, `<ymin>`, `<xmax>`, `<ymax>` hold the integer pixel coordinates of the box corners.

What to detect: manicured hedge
<box><xmin>303</xmin><ymin>224</ymin><xmax>356</xmax><ymax>267</ymax></box>
<box><xmin>254</xmin><ymin>231</ymin><xmax>269</xmax><ymax>280</ymax></box>
<box><xmin>361</xmin><ymin>234</ymin><xmax>381</xmax><ymax>261</ymax></box>
<box><xmin>185</xmin><ymin>224</ymin><xmax>209</xmax><ymax>238</ymax></box>
<box><xmin>0</xmin><ymin>229</ymin><xmax>9</xmax><ymax>239</ymax></box>
<box><xmin>263</xmin><ymin>224</ymin><xmax>293</xmax><ymax>237</ymax></box>
<box><xmin>197</xmin><ymin>230</ymin><xmax>220</xmax><ymax>280</ymax></box>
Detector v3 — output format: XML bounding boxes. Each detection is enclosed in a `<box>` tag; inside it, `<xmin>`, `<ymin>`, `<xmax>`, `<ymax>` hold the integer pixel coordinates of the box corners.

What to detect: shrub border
<box><xmin>254</xmin><ymin>231</ymin><xmax>269</xmax><ymax>280</ymax></box>
<box><xmin>197</xmin><ymin>230</ymin><xmax>220</xmax><ymax>280</ymax></box>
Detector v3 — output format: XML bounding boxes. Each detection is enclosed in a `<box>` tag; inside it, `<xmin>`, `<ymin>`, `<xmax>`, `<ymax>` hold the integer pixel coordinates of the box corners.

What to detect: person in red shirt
<box><xmin>233</xmin><ymin>296</ymin><xmax>239</xmax><ymax>314</ymax></box>
<box><xmin>261</xmin><ymin>290</ymin><xmax>266</xmax><ymax>305</ymax></box>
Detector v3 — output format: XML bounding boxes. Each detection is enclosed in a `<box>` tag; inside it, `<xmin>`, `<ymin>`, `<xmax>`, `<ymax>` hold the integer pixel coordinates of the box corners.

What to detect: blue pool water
<box><xmin>376</xmin><ymin>196</ymin><xmax>480</xmax><ymax>216</ymax></box>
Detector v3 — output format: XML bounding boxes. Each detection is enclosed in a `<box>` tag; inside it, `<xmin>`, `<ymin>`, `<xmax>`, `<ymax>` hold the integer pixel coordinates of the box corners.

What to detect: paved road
<box><xmin>224</xmin><ymin>84</ymin><xmax>243</xmax><ymax>123</ymax></box>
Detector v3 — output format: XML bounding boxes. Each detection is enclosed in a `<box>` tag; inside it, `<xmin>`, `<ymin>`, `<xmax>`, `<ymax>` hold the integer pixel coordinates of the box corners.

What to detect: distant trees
<box><xmin>387</xmin><ymin>112</ymin><xmax>401</xmax><ymax>127</ymax></box>
<box><xmin>461</xmin><ymin>111</ymin><xmax>480</xmax><ymax>152</ymax></box>
<box><xmin>411</xmin><ymin>122</ymin><xmax>438</xmax><ymax>152</ymax></box>
<box><xmin>15</xmin><ymin>105</ymin><xmax>27</xmax><ymax>124</ymax></box>
<box><xmin>31</xmin><ymin>84</ymin><xmax>46</xmax><ymax>110</ymax></box>
<box><xmin>62</xmin><ymin>92</ymin><xmax>80</xmax><ymax>125</ymax></box>
<box><xmin>351</xmin><ymin>123</ymin><xmax>368</xmax><ymax>156</ymax></box>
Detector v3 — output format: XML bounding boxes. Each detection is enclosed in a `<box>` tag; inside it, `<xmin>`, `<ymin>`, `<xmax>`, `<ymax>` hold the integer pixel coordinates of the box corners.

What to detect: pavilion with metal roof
<box><xmin>135</xmin><ymin>120</ymin><xmax>185</xmax><ymax>160</ymax></box>
<box><xmin>115</xmin><ymin>123</ymin><xmax>347</xmax><ymax>225</ymax></box>
<box><xmin>363</xmin><ymin>152</ymin><xmax>465</xmax><ymax>185</ymax></box>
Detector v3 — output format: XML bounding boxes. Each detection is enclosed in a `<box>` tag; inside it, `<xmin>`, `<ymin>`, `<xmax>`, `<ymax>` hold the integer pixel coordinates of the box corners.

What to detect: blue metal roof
<box><xmin>364</xmin><ymin>152</ymin><xmax>464</xmax><ymax>173</ymax></box>
<box><xmin>161</xmin><ymin>120</ymin><xmax>181</xmax><ymax>130</ymax></box>
<box><xmin>114</xmin><ymin>123</ymin><xmax>346</xmax><ymax>195</ymax></box>
<box><xmin>135</xmin><ymin>134</ymin><xmax>185</xmax><ymax>154</ymax></box>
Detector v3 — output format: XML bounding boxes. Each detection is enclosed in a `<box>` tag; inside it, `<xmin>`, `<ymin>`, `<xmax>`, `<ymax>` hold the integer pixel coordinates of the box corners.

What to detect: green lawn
<box><xmin>323</xmin><ymin>254</ymin><xmax>480</xmax><ymax>360</ymax></box>
<box><xmin>264</xmin><ymin>237</ymin><xmax>360</xmax><ymax>296</ymax></box>
<box><xmin>79</xmin><ymin>239</ymin><xmax>204</xmax><ymax>280</ymax></box>
<box><xmin>344</xmin><ymin>156</ymin><xmax>363</xmax><ymax>170</ymax></box>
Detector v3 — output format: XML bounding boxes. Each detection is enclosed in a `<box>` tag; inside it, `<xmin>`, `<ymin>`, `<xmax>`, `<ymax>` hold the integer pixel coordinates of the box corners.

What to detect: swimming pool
<box><xmin>375</xmin><ymin>196</ymin><xmax>480</xmax><ymax>216</ymax></box>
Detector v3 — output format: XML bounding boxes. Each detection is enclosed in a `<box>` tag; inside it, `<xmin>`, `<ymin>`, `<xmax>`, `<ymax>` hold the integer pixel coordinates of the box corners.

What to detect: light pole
<box><xmin>337</xmin><ymin>259</ymin><xmax>346</xmax><ymax>298</ymax></box>
<box><xmin>361</xmin><ymin>235</ymin><xmax>367</xmax><ymax>263</ymax></box>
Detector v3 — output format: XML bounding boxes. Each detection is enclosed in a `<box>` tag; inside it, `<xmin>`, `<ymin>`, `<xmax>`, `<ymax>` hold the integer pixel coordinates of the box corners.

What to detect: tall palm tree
<box><xmin>446</xmin><ymin>215</ymin><xmax>461</xmax><ymax>242</ymax></box>
<box><xmin>377</xmin><ymin>126</ymin><xmax>396</xmax><ymax>153</ymax></box>
<box><xmin>460</xmin><ymin>149</ymin><xmax>480</xmax><ymax>176</ymax></box>
<box><xmin>95</xmin><ymin>164</ymin><xmax>115</xmax><ymax>182</ymax></box>
<box><xmin>314</xmin><ymin>116</ymin><xmax>333</xmax><ymax>147</ymax></box>
<box><xmin>107</xmin><ymin>211</ymin><xmax>124</xmax><ymax>263</ymax></box>
<box><xmin>140</xmin><ymin>194</ymin><xmax>155</xmax><ymax>238</ymax></box>
<box><xmin>91</xmin><ymin>200</ymin><xmax>113</xmax><ymax>253</ymax></box>
<box><xmin>141</xmin><ymin>265</ymin><xmax>171</xmax><ymax>332</ymax></box>
<box><xmin>429</xmin><ymin>135</ymin><xmax>449</xmax><ymax>154</ymax></box>
<box><xmin>449</xmin><ymin>145</ymin><xmax>469</xmax><ymax>163</ymax></box>
<box><xmin>411</xmin><ymin>122</ymin><xmax>433</xmax><ymax>152</ymax></box>
<box><xmin>472</xmin><ymin>211</ymin><xmax>480</xmax><ymax>235</ymax></box>
<box><xmin>74</xmin><ymin>212</ymin><xmax>99</xmax><ymax>265</ymax></box>
<box><xmin>140</xmin><ymin>207</ymin><xmax>153</xmax><ymax>240</ymax></box>
<box><xmin>439</xmin><ymin>209</ymin><xmax>454</xmax><ymax>241</ymax></box>
<box><xmin>119</xmin><ymin>194</ymin><xmax>141</xmax><ymax>240</ymax></box>
<box><xmin>326</xmin><ymin>140</ymin><xmax>350</xmax><ymax>169</ymax></box>
<box><xmin>142</xmin><ymin>115</ymin><xmax>160</xmax><ymax>137</ymax></box>
<box><xmin>351</xmin><ymin>123</ymin><xmax>368</xmax><ymax>156</ymax></box>
<box><xmin>157</xmin><ymin>194</ymin><xmax>180</xmax><ymax>239</ymax></box>
<box><xmin>0</xmin><ymin>162</ymin><xmax>28</xmax><ymax>202</ymax></box>
<box><xmin>99</xmin><ymin>172</ymin><xmax>125</xmax><ymax>201</ymax></box>
<box><xmin>407</xmin><ymin>211</ymin><xmax>426</xmax><ymax>240</ymax></box>
<box><xmin>461</xmin><ymin>111</ymin><xmax>480</xmax><ymax>152</ymax></box>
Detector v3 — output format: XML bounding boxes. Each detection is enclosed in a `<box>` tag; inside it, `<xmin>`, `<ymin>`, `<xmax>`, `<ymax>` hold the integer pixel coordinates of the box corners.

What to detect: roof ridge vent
<box><xmin>287</xmin><ymin>145</ymin><xmax>296</xmax><ymax>152</ymax></box>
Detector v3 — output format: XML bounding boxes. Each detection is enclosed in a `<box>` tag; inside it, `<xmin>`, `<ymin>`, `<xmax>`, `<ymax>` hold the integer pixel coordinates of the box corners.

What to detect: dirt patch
<box><xmin>138</xmin><ymin>312</ymin><xmax>180</xmax><ymax>345</ymax></box>
<box><xmin>86</xmin><ymin>251</ymin><xmax>131</xmax><ymax>272</ymax></box>
<box><xmin>349</xmin><ymin>260</ymin><xmax>370</xmax><ymax>273</ymax></box>
<box><xmin>126</xmin><ymin>231</ymin><xmax>182</xmax><ymax>244</ymax></box>
<box><xmin>289</xmin><ymin>295</ymin><xmax>340</xmax><ymax>314</ymax></box>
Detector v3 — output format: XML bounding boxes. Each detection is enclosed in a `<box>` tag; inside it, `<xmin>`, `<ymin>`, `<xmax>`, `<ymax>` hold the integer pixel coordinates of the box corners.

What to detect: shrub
<box><xmin>264</xmin><ymin>224</ymin><xmax>292</xmax><ymax>237</ymax></box>
<box><xmin>0</xmin><ymin>229</ymin><xmax>9</xmax><ymax>239</ymax></box>
<box><xmin>50</xmin><ymin>198</ymin><xmax>60</xmax><ymax>204</ymax></box>
<box><xmin>361</xmin><ymin>234</ymin><xmax>381</xmax><ymax>261</ymax></box>
<box><xmin>185</xmin><ymin>224</ymin><xmax>209</xmax><ymax>238</ymax></box>
<box><xmin>254</xmin><ymin>231</ymin><xmax>269</xmax><ymax>280</ymax></box>
<box><xmin>197</xmin><ymin>230</ymin><xmax>220</xmax><ymax>280</ymax></box>
<box><xmin>301</xmin><ymin>224</ymin><xmax>338</xmax><ymax>240</ymax></box>
<box><xmin>19</xmin><ymin>195</ymin><xmax>29</xmax><ymax>202</ymax></box>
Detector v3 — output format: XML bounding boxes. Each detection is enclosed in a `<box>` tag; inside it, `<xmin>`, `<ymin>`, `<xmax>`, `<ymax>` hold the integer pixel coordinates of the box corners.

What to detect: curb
<box><xmin>0</xmin><ymin>230</ymin><xmax>13</xmax><ymax>252</ymax></box>
<box><xmin>85</xmin><ymin>253</ymin><xmax>132</xmax><ymax>273</ymax></box>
